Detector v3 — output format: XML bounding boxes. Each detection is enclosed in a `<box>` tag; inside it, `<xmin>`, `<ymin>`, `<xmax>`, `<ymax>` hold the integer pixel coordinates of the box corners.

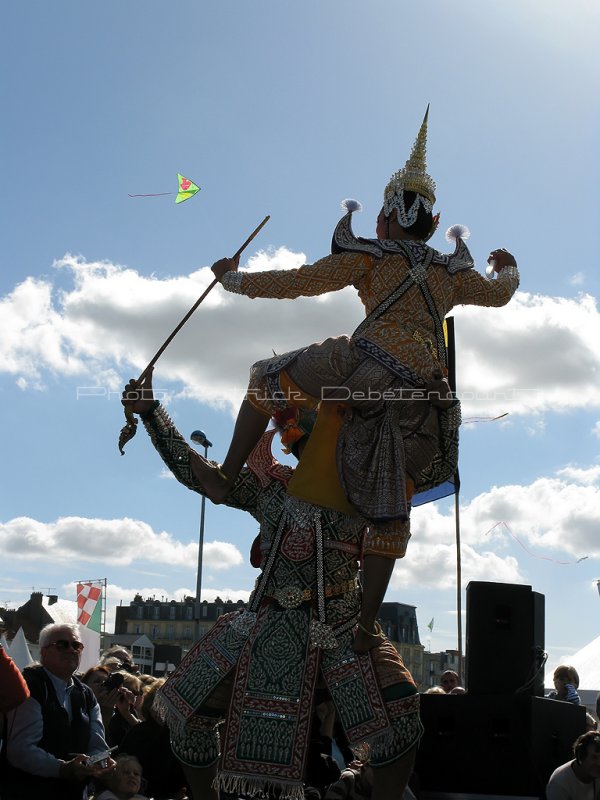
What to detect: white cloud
<box><xmin>569</xmin><ymin>272</ymin><xmax>585</xmax><ymax>286</ymax></box>
<box><xmin>461</xmin><ymin>477</ymin><xmax>600</xmax><ymax>560</ymax></box>
<box><xmin>1</xmin><ymin>253</ymin><xmax>600</xmax><ymax>418</ymax></box>
<box><xmin>556</xmin><ymin>465</ymin><xmax>600</xmax><ymax>485</ymax></box>
<box><xmin>393</xmin><ymin>500</ymin><xmax>525</xmax><ymax>591</ymax></box>
<box><xmin>392</xmin><ymin>540</ymin><xmax>523</xmax><ymax>591</ymax></box>
<box><xmin>244</xmin><ymin>247</ymin><xmax>306</xmax><ymax>274</ymax></box>
<box><xmin>392</xmin><ymin>466</ymin><xmax>600</xmax><ymax>591</ymax></box>
<box><xmin>0</xmin><ymin>516</ymin><xmax>243</xmax><ymax>569</ymax></box>
<box><xmin>453</xmin><ymin>292</ymin><xmax>600</xmax><ymax>416</ymax></box>
<box><xmin>593</xmin><ymin>422</ymin><xmax>600</xmax><ymax>439</ymax></box>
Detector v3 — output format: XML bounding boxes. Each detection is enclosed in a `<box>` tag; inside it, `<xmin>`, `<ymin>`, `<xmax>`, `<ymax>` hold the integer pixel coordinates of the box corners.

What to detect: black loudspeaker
<box><xmin>415</xmin><ymin>693</ymin><xmax>586</xmax><ymax>796</ymax></box>
<box><xmin>466</xmin><ymin>581</ymin><xmax>545</xmax><ymax>696</ymax></box>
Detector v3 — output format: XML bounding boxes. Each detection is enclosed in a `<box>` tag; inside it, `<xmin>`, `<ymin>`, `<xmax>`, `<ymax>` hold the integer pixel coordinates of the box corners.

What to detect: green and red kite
<box><xmin>129</xmin><ymin>173</ymin><xmax>201</xmax><ymax>204</ymax></box>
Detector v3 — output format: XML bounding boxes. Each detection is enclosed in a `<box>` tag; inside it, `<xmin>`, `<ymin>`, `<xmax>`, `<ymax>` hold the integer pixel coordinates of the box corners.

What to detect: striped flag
<box><xmin>77</xmin><ymin>582</ymin><xmax>102</xmax><ymax>632</ymax></box>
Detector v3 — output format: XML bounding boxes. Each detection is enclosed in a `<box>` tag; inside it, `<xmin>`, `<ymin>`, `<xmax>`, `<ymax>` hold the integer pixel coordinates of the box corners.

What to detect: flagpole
<box><xmin>454</xmin><ymin>488</ymin><xmax>463</xmax><ymax>679</ymax></box>
<box><xmin>445</xmin><ymin>316</ymin><xmax>463</xmax><ymax>678</ymax></box>
<box><xmin>102</xmin><ymin>578</ymin><xmax>107</xmax><ymax>649</ymax></box>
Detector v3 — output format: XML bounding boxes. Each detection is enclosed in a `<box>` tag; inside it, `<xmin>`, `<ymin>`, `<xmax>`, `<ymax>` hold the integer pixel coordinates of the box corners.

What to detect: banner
<box><xmin>77</xmin><ymin>582</ymin><xmax>103</xmax><ymax>632</ymax></box>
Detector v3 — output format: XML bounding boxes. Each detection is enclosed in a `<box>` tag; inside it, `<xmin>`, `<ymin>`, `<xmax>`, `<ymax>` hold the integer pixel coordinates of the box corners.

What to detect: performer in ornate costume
<box><xmin>122</xmin><ymin>375</ymin><xmax>424</xmax><ymax>800</ymax></box>
<box><xmin>192</xmin><ymin>108</ymin><xmax>519</xmax><ymax>544</ymax></box>
<box><xmin>121</xmin><ymin>105</ymin><xmax>520</xmax><ymax>800</ymax></box>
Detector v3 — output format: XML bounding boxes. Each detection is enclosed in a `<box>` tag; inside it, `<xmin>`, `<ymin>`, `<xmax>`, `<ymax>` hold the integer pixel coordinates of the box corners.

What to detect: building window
<box><xmin>153</xmin><ymin>606</ymin><xmax>160</xmax><ymax>619</ymax></box>
<box><xmin>169</xmin><ymin>606</ymin><xmax>176</xmax><ymax>620</ymax></box>
<box><xmin>185</xmin><ymin>606</ymin><xmax>193</xmax><ymax>620</ymax></box>
<box><xmin>136</xmin><ymin>606</ymin><xmax>143</xmax><ymax>619</ymax></box>
<box><xmin>167</xmin><ymin>625</ymin><xmax>175</xmax><ymax>640</ymax></box>
<box><xmin>134</xmin><ymin>625</ymin><xmax>142</xmax><ymax>635</ymax></box>
<box><xmin>184</xmin><ymin>625</ymin><xmax>192</xmax><ymax>639</ymax></box>
<box><xmin>202</xmin><ymin>605</ymin><xmax>208</xmax><ymax>618</ymax></box>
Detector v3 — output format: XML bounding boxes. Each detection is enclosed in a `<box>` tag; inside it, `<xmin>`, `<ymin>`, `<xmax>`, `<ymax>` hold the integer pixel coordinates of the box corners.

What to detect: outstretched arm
<box><xmin>212</xmin><ymin>252</ymin><xmax>371</xmax><ymax>300</ymax></box>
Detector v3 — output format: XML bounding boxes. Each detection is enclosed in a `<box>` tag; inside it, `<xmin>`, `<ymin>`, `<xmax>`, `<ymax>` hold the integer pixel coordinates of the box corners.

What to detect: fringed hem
<box><xmin>153</xmin><ymin>690</ymin><xmax>174</xmax><ymax>728</ymax></box>
<box><xmin>368</xmin><ymin>712</ymin><xmax>424</xmax><ymax>767</ymax></box>
<box><xmin>347</xmin><ymin>707</ymin><xmax>424</xmax><ymax>768</ymax></box>
<box><xmin>215</xmin><ymin>770</ymin><xmax>306</xmax><ymax>800</ymax></box>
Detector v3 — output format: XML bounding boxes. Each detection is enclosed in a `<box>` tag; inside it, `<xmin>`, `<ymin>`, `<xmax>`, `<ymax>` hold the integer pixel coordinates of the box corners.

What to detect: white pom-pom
<box><xmin>341</xmin><ymin>198</ymin><xmax>362</xmax><ymax>213</ymax></box>
<box><xmin>445</xmin><ymin>224</ymin><xmax>470</xmax><ymax>243</ymax></box>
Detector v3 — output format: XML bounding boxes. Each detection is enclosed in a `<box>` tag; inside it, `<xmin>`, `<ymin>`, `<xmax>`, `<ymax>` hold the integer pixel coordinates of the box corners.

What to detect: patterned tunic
<box><xmin>142</xmin><ymin>407</ymin><xmax>422</xmax><ymax>800</ymax></box>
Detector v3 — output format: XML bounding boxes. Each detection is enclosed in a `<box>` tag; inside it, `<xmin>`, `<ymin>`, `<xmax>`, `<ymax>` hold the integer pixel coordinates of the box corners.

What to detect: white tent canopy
<box><xmin>8</xmin><ymin>627</ymin><xmax>34</xmax><ymax>670</ymax></box>
<box><xmin>561</xmin><ymin>634</ymin><xmax>600</xmax><ymax>691</ymax></box>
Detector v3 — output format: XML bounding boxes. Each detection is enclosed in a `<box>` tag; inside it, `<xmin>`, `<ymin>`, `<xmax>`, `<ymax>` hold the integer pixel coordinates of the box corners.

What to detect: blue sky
<box><xmin>2</xmin><ymin>0</ymin><xmax>600</xmax><ymax>681</ymax></box>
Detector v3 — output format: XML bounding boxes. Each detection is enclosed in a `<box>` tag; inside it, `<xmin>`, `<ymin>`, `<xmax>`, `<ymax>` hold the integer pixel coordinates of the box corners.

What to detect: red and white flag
<box><xmin>77</xmin><ymin>582</ymin><xmax>102</xmax><ymax>628</ymax></box>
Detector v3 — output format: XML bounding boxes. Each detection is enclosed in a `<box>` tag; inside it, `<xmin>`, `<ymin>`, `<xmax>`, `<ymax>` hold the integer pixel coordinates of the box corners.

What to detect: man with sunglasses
<box><xmin>3</xmin><ymin>623</ymin><xmax>113</xmax><ymax>800</ymax></box>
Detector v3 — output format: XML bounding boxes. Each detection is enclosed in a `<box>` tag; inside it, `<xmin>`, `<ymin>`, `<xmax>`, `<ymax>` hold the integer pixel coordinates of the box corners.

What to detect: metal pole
<box><xmin>455</xmin><ymin>487</ymin><xmax>463</xmax><ymax>681</ymax></box>
<box><xmin>191</xmin><ymin>431</ymin><xmax>212</xmax><ymax>642</ymax></box>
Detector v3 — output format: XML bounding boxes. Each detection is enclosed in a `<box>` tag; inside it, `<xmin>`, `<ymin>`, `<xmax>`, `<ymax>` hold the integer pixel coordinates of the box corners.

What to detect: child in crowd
<box><xmin>547</xmin><ymin>665</ymin><xmax>581</xmax><ymax>704</ymax></box>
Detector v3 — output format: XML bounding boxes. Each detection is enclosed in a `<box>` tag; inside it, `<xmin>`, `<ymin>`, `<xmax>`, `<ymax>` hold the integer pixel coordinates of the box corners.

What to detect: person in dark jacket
<box><xmin>4</xmin><ymin>623</ymin><xmax>114</xmax><ymax>800</ymax></box>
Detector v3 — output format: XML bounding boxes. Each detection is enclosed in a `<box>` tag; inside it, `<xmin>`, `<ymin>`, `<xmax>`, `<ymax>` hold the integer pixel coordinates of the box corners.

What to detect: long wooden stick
<box><xmin>118</xmin><ymin>214</ymin><xmax>270</xmax><ymax>454</ymax></box>
<box><xmin>138</xmin><ymin>214</ymin><xmax>270</xmax><ymax>382</ymax></box>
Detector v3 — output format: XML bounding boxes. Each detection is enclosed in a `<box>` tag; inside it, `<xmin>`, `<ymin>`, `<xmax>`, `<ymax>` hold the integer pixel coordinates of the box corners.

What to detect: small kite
<box><xmin>128</xmin><ymin>173</ymin><xmax>201</xmax><ymax>204</ymax></box>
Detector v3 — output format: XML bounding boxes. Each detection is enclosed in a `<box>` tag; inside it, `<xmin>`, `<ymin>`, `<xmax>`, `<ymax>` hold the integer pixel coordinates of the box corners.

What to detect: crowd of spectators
<box><xmin>0</xmin><ymin>623</ymin><xmax>189</xmax><ymax>800</ymax></box>
<box><xmin>5</xmin><ymin>629</ymin><xmax>600</xmax><ymax>800</ymax></box>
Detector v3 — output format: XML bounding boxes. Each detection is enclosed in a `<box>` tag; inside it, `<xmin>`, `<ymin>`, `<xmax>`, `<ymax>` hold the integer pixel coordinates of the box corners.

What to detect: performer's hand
<box><xmin>121</xmin><ymin>368</ymin><xmax>155</xmax><ymax>416</ymax></box>
<box><xmin>487</xmin><ymin>248</ymin><xmax>517</xmax><ymax>273</ymax></box>
<box><xmin>353</xmin><ymin>620</ymin><xmax>385</xmax><ymax>653</ymax></box>
<box><xmin>425</xmin><ymin>375</ymin><xmax>454</xmax><ymax>410</ymax></box>
<box><xmin>211</xmin><ymin>255</ymin><xmax>240</xmax><ymax>280</ymax></box>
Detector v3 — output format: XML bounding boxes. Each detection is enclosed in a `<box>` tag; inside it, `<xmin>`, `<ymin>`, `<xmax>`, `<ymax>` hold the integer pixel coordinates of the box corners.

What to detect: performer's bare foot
<box><xmin>190</xmin><ymin>451</ymin><xmax>233</xmax><ymax>503</ymax></box>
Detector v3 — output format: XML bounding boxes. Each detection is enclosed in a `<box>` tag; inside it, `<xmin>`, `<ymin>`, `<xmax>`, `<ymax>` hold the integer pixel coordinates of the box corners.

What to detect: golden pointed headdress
<box><xmin>384</xmin><ymin>106</ymin><xmax>437</xmax><ymax>223</ymax></box>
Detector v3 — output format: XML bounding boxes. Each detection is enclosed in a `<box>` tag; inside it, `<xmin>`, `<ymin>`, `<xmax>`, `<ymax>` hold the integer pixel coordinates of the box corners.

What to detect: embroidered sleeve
<box><xmin>452</xmin><ymin>265</ymin><xmax>520</xmax><ymax>308</ymax></box>
<box><xmin>220</xmin><ymin>252</ymin><xmax>371</xmax><ymax>300</ymax></box>
<box><xmin>141</xmin><ymin>403</ymin><xmax>260</xmax><ymax>514</ymax></box>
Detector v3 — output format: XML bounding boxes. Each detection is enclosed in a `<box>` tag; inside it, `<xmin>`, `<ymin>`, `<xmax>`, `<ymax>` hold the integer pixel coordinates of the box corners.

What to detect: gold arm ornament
<box><xmin>118</xmin><ymin>215</ymin><xmax>270</xmax><ymax>454</ymax></box>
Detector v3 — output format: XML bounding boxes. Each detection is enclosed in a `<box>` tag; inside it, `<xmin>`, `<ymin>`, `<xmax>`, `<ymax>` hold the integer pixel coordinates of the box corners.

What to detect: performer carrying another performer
<box><xmin>187</xmin><ymin>107</ymin><xmax>519</xmax><ymax>645</ymax></box>
<box><xmin>122</xmin><ymin>373</ymin><xmax>425</xmax><ymax>800</ymax></box>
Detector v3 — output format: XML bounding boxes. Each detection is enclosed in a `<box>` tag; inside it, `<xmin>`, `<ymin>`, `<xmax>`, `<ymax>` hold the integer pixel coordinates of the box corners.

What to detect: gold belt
<box><xmin>271</xmin><ymin>578</ymin><xmax>359</xmax><ymax>610</ymax></box>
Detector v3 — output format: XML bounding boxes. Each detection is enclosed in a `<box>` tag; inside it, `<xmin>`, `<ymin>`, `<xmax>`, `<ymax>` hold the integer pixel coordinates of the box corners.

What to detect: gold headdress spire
<box><xmin>384</xmin><ymin>106</ymin><xmax>437</xmax><ymax>225</ymax></box>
